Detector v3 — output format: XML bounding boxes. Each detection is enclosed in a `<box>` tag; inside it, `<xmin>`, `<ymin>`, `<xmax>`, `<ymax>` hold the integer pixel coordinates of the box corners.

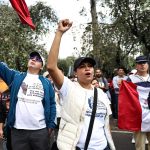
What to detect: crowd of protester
<box><xmin>0</xmin><ymin>19</ymin><xmax>149</xmax><ymax>150</ymax></box>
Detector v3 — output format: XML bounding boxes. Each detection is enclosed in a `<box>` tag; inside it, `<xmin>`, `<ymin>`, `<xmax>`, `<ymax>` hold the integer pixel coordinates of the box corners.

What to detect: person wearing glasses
<box><xmin>0</xmin><ymin>51</ymin><xmax>56</xmax><ymax>150</ymax></box>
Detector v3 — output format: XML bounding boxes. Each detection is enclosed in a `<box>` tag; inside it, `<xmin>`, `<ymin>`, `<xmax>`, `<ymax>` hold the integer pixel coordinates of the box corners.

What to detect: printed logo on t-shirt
<box><xmin>85</xmin><ymin>96</ymin><xmax>107</xmax><ymax>118</ymax></box>
<box><xmin>26</xmin><ymin>83</ymin><xmax>44</xmax><ymax>98</ymax></box>
<box><xmin>19</xmin><ymin>81</ymin><xmax>44</xmax><ymax>104</ymax></box>
<box><xmin>21</xmin><ymin>82</ymin><xmax>43</xmax><ymax>97</ymax></box>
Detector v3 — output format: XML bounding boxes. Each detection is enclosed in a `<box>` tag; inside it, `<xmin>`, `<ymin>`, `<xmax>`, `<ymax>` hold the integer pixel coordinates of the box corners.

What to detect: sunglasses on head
<box><xmin>29</xmin><ymin>56</ymin><xmax>42</xmax><ymax>62</ymax></box>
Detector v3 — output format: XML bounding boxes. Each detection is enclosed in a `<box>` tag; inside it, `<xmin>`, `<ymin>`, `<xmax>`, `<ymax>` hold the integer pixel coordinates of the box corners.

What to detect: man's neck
<box><xmin>118</xmin><ymin>74</ymin><xmax>125</xmax><ymax>78</ymax></box>
<box><xmin>137</xmin><ymin>72</ymin><xmax>148</xmax><ymax>77</ymax></box>
<box><xmin>27</xmin><ymin>68</ymin><xmax>40</xmax><ymax>75</ymax></box>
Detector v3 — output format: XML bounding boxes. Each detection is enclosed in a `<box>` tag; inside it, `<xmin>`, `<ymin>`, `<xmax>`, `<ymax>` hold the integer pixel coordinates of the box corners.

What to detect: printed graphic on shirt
<box><xmin>19</xmin><ymin>81</ymin><xmax>44</xmax><ymax>104</ymax></box>
<box><xmin>21</xmin><ymin>82</ymin><xmax>44</xmax><ymax>97</ymax></box>
<box><xmin>21</xmin><ymin>82</ymin><xmax>28</xmax><ymax>95</ymax></box>
<box><xmin>85</xmin><ymin>95</ymin><xmax>107</xmax><ymax>118</ymax></box>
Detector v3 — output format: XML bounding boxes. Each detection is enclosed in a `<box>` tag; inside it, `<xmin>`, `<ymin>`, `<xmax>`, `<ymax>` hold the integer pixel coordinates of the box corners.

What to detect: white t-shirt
<box><xmin>113</xmin><ymin>75</ymin><xmax>128</xmax><ymax>94</ymax></box>
<box><xmin>14</xmin><ymin>73</ymin><xmax>46</xmax><ymax>130</ymax></box>
<box><xmin>60</xmin><ymin>77</ymin><xmax>112</xmax><ymax>150</ymax></box>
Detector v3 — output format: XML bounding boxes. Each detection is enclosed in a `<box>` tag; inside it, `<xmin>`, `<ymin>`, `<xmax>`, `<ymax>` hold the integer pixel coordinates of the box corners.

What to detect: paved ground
<box><xmin>110</xmin><ymin>116</ymin><xmax>135</xmax><ymax>150</ymax></box>
<box><xmin>0</xmin><ymin>117</ymin><xmax>148</xmax><ymax>150</ymax></box>
<box><xmin>110</xmin><ymin>116</ymin><xmax>148</xmax><ymax>150</ymax></box>
<box><xmin>112</xmin><ymin>130</ymin><xmax>136</xmax><ymax>150</ymax></box>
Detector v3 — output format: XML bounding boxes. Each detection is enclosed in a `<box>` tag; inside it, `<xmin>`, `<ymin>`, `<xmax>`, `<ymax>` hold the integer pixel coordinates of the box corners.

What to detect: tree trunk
<box><xmin>90</xmin><ymin>0</ymin><xmax>100</xmax><ymax>67</ymax></box>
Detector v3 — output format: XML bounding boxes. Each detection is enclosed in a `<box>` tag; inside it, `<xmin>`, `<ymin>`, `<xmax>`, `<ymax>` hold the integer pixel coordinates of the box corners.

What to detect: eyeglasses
<box><xmin>29</xmin><ymin>56</ymin><xmax>42</xmax><ymax>62</ymax></box>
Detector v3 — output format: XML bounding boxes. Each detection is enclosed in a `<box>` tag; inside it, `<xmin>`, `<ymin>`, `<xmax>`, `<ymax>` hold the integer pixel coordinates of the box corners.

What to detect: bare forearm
<box><xmin>47</xmin><ymin>30</ymin><xmax>65</xmax><ymax>89</ymax></box>
<box><xmin>47</xmin><ymin>19</ymin><xmax>72</xmax><ymax>89</ymax></box>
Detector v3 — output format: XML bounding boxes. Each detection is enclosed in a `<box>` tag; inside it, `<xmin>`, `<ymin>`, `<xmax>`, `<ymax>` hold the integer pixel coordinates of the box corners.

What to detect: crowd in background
<box><xmin>0</xmin><ymin>56</ymin><xmax>149</xmax><ymax>150</ymax></box>
<box><xmin>0</xmin><ymin>18</ymin><xmax>149</xmax><ymax>150</ymax></box>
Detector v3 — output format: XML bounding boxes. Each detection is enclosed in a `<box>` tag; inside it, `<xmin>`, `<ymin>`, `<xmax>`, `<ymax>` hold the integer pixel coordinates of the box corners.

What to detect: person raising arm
<box><xmin>47</xmin><ymin>19</ymin><xmax>72</xmax><ymax>89</ymax></box>
<box><xmin>47</xmin><ymin>19</ymin><xmax>115</xmax><ymax>150</ymax></box>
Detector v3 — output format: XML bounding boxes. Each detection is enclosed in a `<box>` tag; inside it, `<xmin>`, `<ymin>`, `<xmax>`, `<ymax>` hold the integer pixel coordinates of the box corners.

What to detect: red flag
<box><xmin>10</xmin><ymin>0</ymin><xmax>35</xmax><ymax>30</ymax></box>
<box><xmin>118</xmin><ymin>80</ymin><xmax>142</xmax><ymax>131</ymax></box>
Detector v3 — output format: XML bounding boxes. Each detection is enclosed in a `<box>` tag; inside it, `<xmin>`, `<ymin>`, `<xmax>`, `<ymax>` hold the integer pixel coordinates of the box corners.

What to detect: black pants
<box><xmin>6</xmin><ymin>127</ymin><xmax>12</xmax><ymax>150</ymax></box>
<box><xmin>11</xmin><ymin>128</ymin><xmax>50</xmax><ymax>150</ymax></box>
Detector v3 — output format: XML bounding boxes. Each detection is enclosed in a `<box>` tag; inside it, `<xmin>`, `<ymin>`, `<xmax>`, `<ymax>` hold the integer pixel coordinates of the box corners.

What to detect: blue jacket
<box><xmin>0</xmin><ymin>62</ymin><xmax>56</xmax><ymax>129</ymax></box>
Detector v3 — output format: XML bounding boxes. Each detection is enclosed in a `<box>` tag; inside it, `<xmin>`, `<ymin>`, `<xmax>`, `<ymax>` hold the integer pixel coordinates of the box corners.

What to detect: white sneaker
<box><xmin>131</xmin><ymin>137</ymin><xmax>135</xmax><ymax>144</ymax></box>
<box><xmin>146</xmin><ymin>138</ymin><xmax>149</xmax><ymax>144</ymax></box>
<box><xmin>131</xmin><ymin>137</ymin><xmax>149</xmax><ymax>144</ymax></box>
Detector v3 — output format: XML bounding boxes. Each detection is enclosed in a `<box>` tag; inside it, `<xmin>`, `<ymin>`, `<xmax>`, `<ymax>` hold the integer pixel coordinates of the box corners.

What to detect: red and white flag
<box><xmin>118</xmin><ymin>80</ymin><xmax>150</xmax><ymax>132</ymax></box>
<box><xmin>10</xmin><ymin>0</ymin><xmax>35</xmax><ymax>30</ymax></box>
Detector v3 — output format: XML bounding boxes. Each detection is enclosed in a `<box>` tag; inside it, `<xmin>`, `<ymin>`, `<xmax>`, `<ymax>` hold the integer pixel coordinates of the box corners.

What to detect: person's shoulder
<box><xmin>124</xmin><ymin>75</ymin><xmax>128</xmax><ymax>79</ymax></box>
<box><xmin>128</xmin><ymin>74</ymin><xmax>134</xmax><ymax>78</ymax></box>
<box><xmin>19</xmin><ymin>71</ymin><xmax>26</xmax><ymax>75</ymax></box>
<box><xmin>60</xmin><ymin>76</ymin><xmax>73</xmax><ymax>88</ymax></box>
<box><xmin>64</xmin><ymin>76</ymin><xmax>76</xmax><ymax>87</ymax></box>
<box><xmin>97</xmin><ymin>87</ymin><xmax>106</xmax><ymax>95</ymax></box>
<box><xmin>128</xmin><ymin>74</ymin><xmax>137</xmax><ymax>80</ymax></box>
<box><xmin>40</xmin><ymin>75</ymin><xmax>52</xmax><ymax>85</ymax></box>
<box><xmin>128</xmin><ymin>74</ymin><xmax>143</xmax><ymax>83</ymax></box>
<box><xmin>97</xmin><ymin>88</ymin><xmax>110</xmax><ymax>103</ymax></box>
<box><xmin>62</xmin><ymin>77</ymin><xmax>87</xmax><ymax>92</ymax></box>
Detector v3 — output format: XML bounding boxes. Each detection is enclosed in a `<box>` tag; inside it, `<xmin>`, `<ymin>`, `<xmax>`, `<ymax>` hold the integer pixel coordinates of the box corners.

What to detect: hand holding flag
<box><xmin>118</xmin><ymin>80</ymin><xmax>150</xmax><ymax>132</ymax></box>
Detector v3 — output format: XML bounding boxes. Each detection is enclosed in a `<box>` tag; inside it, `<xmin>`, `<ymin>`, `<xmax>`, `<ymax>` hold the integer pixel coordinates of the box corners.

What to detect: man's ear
<box><xmin>40</xmin><ymin>63</ymin><xmax>44</xmax><ymax>70</ymax></box>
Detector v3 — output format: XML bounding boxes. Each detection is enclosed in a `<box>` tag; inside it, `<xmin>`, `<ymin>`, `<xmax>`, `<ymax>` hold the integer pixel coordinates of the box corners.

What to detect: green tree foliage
<box><xmin>79</xmin><ymin>0</ymin><xmax>150</xmax><ymax>77</ymax></box>
<box><xmin>0</xmin><ymin>1</ymin><xmax>58</xmax><ymax>71</ymax></box>
<box><xmin>58</xmin><ymin>56</ymin><xmax>76</xmax><ymax>76</ymax></box>
<box><xmin>108</xmin><ymin>0</ymin><xmax>150</xmax><ymax>54</ymax></box>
